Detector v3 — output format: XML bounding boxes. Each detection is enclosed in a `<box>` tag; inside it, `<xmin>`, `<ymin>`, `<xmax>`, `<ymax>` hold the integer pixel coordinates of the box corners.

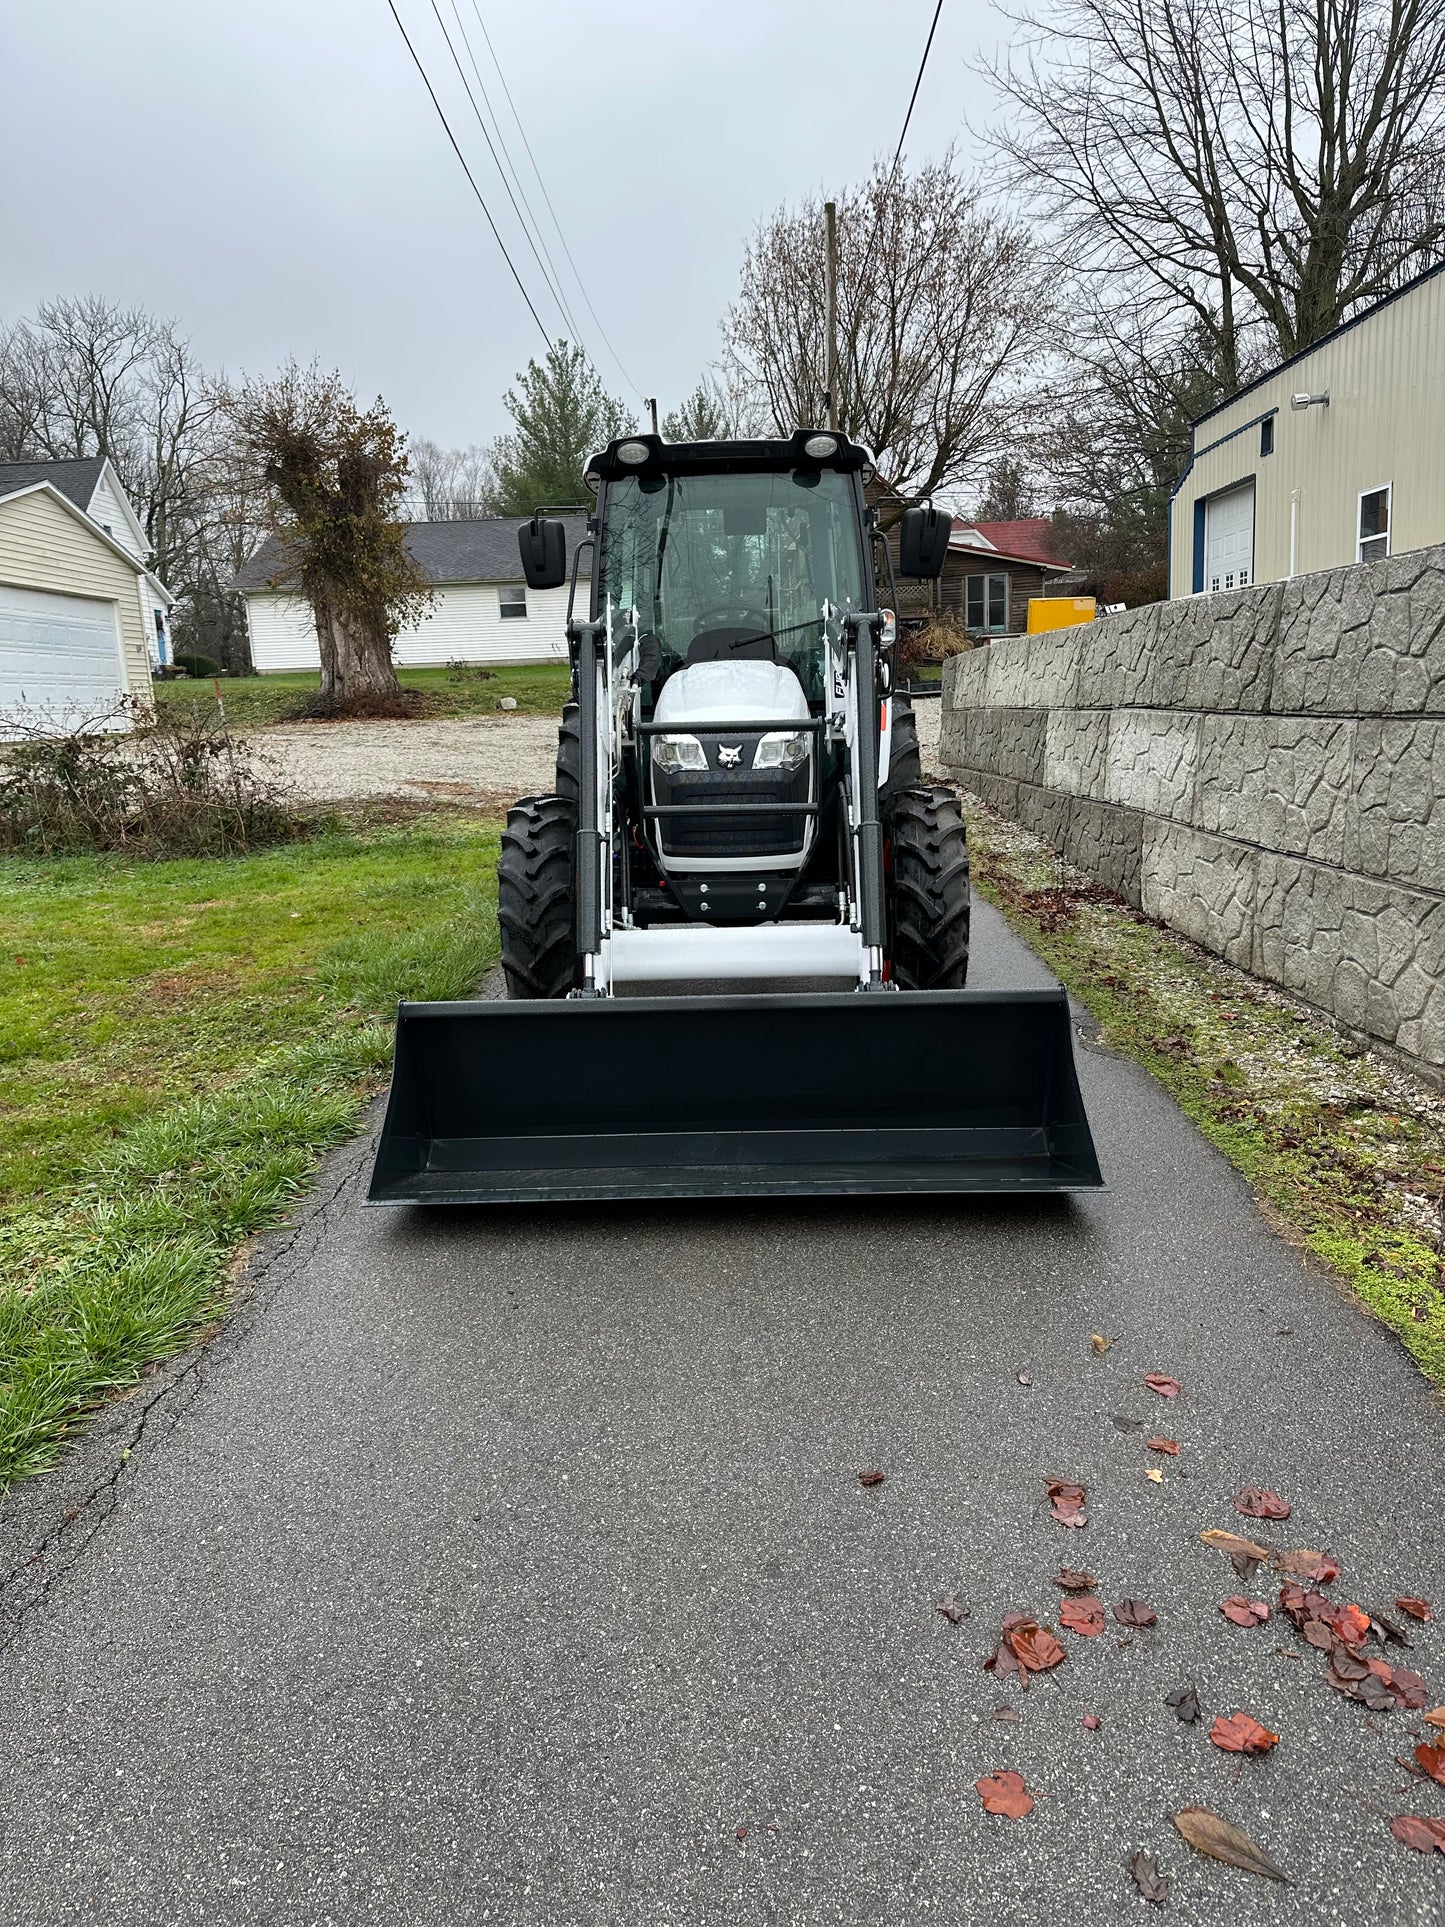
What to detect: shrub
<box><xmin>899</xmin><ymin>610</ymin><xmax>973</xmax><ymax>672</ymax></box>
<box><xmin>0</xmin><ymin>704</ymin><xmax>308</xmax><ymax>857</ymax></box>
<box><xmin>445</xmin><ymin>659</ymin><xmax>496</xmax><ymax>683</ymax></box>
<box><xmin>173</xmin><ymin>653</ymin><xmax>222</xmax><ymax>680</ymax></box>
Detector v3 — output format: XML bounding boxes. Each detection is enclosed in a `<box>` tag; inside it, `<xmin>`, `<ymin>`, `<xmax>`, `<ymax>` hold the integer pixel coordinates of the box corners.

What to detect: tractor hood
<box><xmin>653</xmin><ymin>660</ymin><xmax>810</xmax><ymax>729</ymax></box>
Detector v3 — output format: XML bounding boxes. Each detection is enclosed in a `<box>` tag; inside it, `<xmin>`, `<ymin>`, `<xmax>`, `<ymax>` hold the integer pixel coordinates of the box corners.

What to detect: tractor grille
<box><xmin>652</xmin><ymin>733</ymin><xmax>811</xmax><ymax>861</ymax></box>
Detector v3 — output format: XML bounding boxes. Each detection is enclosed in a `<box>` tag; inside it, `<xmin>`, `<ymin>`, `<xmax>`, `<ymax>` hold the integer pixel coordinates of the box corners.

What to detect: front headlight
<box><xmin>753</xmin><ymin>730</ymin><xmax>810</xmax><ymax>772</ymax></box>
<box><xmin>653</xmin><ymin>733</ymin><xmax>707</xmax><ymax>774</ymax></box>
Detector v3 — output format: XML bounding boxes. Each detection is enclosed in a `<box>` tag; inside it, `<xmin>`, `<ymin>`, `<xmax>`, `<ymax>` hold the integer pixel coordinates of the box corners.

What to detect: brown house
<box><xmin>938</xmin><ymin>519</ymin><xmax>1073</xmax><ymax>636</ymax></box>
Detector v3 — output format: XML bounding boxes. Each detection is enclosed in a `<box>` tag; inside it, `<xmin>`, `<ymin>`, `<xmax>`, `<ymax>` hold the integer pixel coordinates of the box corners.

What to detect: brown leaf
<box><xmin>1424</xmin><ymin>1707</ymin><xmax>1445</xmax><ymax>1732</ymax></box>
<box><xmin>1272</xmin><ymin>1547</ymin><xmax>1339</xmax><ymax>1583</ymax></box>
<box><xmin>1202</xmin><ymin>1527</ymin><xmax>1271</xmax><ymax>1563</ymax></box>
<box><xmin>1396</xmin><ymin>1596</ymin><xmax>1433</xmax><ymax>1622</ymax></box>
<box><xmin>1390</xmin><ymin>1815</ymin><xmax>1445</xmax><ymax>1855</ymax></box>
<box><xmin>1219</xmin><ymin>1597</ymin><xmax>1270</xmax><ymax>1627</ymax></box>
<box><xmin>1165</xmin><ymin>1683</ymin><xmax>1201</xmax><ymax>1724</ymax></box>
<box><xmin>1172</xmin><ymin>1806</ymin><xmax>1287</xmax><ymax>1880</ymax></box>
<box><xmin>1054</xmin><ymin>1566</ymin><xmax>1097</xmax><ymax>1592</ymax></box>
<box><xmin>983</xmin><ymin>1640</ymin><xmax>1027</xmax><ymax>1687</ymax></box>
<box><xmin>1046</xmin><ymin>1477</ymin><xmax>1089</xmax><ymax>1529</ymax></box>
<box><xmin>1017</xmin><ymin>1371</ymin><xmax>1033</xmax><ymax>1386</ymax></box>
<box><xmin>1235</xmin><ymin>1487</ymin><xmax>1291</xmax><ymax>1521</ymax></box>
<box><xmin>858</xmin><ymin>1469</ymin><xmax>885</xmax><ymax>1486</ymax></box>
<box><xmin>1144</xmin><ymin>1372</ymin><xmax>1183</xmax><ymax>1398</ymax></box>
<box><xmin>1114</xmin><ymin>1598</ymin><xmax>1157</xmax><ymax>1628</ymax></box>
<box><xmin>1090</xmin><ymin>1332</ymin><xmax>1114</xmax><ymax>1354</ymax></box>
<box><xmin>1210</xmin><ymin>1711</ymin><xmax>1279</xmax><ymax>1754</ymax></box>
<box><xmin>1416</xmin><ymin>1744</ymin><xmax>1445</xmax><ymax>1788</ymax></box>
<box><xmin>1146</xmin><ymin>1435</ymin><xmax>1180</xmax><ymax>1455</ymax></box>
<box><xmin>976</xmin><ymin>1769</ymin><xmax>1033</xmax><ymax>1819</ymax></box>
<box><xmin>1388</xmin><ymin>1669</ymin><xmax>1426</xmax><ymax>1710</ymax></box>
<box><xmin>1371</xmin><ymin>1610</ymin><xmax>1413</xmax><ymax>1647</ymax></box>
<box><xmin>936</xmin><ymin>1593</ymin><xmax>969</xmax><ymax>1624</ymax></box>
<box><xmin>1060</xmin><ymin>1595</ymin><xmax>1106</xmax><ymax>1637</ymax></box>
<box><xmin>1006</xmin><ymin>1619</ymin><xmax>1068</xmax><ymax>1672</ymax></box>
<box><xmin>1302</xmin><ymin>1620</ymin><xmax>1335</xmax><ymax>1653</ymax></box>
<box><xmin>1128</xmin><ymin>1850</ymin><xmax>1171</xmax><ymax>1905</ymax></box>
<box><xmin>1082</xmin><ymin>1712</ymin><xmax>1102</xmax><ymax>1730</ymax></box>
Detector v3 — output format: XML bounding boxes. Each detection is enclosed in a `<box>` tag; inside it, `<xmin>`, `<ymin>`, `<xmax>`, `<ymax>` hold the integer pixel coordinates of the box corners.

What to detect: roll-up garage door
<box><xmin>0</xmin><ymin>585</ymin><xmax>126</xmax><ymax>730</ymax></box>
<box><xmin>1204</xmin><ymin>483</ymin><xmax>1255</xmax><ymax>593</ymax></box>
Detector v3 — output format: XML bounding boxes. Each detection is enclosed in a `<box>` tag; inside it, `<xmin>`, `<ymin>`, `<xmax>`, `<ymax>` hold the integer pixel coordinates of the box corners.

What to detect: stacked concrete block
<box><xmin>938</xmin><ymin>545</ymin><xmax>1445</xmax><ymax>1078</ymax></box>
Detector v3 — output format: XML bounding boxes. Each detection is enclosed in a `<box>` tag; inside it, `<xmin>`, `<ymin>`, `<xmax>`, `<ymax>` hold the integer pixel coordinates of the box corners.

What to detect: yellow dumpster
<box><xmin>1027</xmin><ymin>596</ymin><xmax>1096</xmax><ymax>634</ymax></box>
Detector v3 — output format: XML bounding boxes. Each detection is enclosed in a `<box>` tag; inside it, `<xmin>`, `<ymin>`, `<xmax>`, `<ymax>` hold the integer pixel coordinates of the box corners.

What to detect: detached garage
<box><xmin>0</xmin><ymin>481</ymin><xmax>157</xmax><ymax>731</ymax></box>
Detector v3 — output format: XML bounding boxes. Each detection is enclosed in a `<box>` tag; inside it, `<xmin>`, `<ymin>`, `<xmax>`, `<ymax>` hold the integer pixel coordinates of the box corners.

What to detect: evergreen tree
<box><xmin>661</xmin><ymin>378</ymin><xmax>732</xmax><ymax>443</ymax></box>
<box><xmin>489</xmin><ymin>341</ymin><xmax>630</xmax><ymax>514</ymax></box>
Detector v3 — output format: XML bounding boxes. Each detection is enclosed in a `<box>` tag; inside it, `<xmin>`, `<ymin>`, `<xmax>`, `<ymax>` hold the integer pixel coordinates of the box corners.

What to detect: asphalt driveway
<box><xmin>1</xmin><ymin>901</ymin><xmax>1443</xmax><ymax>1925</ymax></box>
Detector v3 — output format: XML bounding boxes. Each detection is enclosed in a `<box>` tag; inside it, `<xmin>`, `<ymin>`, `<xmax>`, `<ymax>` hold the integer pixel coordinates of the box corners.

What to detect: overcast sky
<box><xmin>1</xmin><ymin>1</ymin><xmax>1004</xmax><ymax>451</ymax></box>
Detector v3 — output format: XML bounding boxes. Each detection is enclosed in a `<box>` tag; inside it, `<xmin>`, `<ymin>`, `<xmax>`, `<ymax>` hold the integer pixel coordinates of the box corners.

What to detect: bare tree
<box><xmin>982</xmin><ymin>0</ymin><xmax>1445</xmax><ymax>386</ymax></box>
<box><xmin>222</xmin><ymin>365</ymin><xmax>430</xmax><ymax>711</ymax></box>
<box><xmin>661</xmin><ymin>377</ymin><xmax>734</xmax><ymax>442</ymax></box>
<box><xmin>722</xmin><ymin>158</ymin><xmax>1052</xmax><ymax>515</ymax></box>
<box><xmin>408</xmin><ymin>436</ymin><xmax>496</xmax><ymax>519</ymax></box>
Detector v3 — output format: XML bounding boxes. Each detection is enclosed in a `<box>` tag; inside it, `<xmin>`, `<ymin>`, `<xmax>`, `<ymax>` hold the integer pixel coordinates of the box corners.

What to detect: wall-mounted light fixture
<box><xmin>1290</xmin><ymin>390</ymin><xmax>1330</xmax><ymax>410</ymax></box>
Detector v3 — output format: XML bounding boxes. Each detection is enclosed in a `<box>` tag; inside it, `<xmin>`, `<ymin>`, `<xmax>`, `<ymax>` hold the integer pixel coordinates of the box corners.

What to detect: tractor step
<box><xmin>368</xmin><ymin>989</ymin><xmax>1104</xmax><ymax>1204</ymax></box>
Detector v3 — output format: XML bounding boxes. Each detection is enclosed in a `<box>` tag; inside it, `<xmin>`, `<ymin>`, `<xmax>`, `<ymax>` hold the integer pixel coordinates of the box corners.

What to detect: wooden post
<box><xmin>824</xmin><ymin>200</ymin><xmax>838</xmax><ymax>431</ymax></box>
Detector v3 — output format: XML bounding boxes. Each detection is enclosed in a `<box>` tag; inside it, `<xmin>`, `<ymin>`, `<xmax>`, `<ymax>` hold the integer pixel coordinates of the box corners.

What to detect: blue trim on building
<box><xmin>1191</xmin><ymin>499</ymin><xmax>1206</xmax><ymax>594</ymax></box>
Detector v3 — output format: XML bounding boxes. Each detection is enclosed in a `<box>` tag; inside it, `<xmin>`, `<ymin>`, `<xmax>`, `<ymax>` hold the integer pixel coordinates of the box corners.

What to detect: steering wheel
<box><xmin>691</xmin><ymin>602</ymin><xmax>767</xmax><ymax>635</ymax></box>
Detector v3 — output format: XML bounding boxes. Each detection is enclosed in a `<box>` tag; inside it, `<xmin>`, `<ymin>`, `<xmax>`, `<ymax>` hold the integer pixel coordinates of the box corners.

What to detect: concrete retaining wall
<box><xmin>938</xmin><ymin>545</ymin><xmax>1445</xmax><ymax>1077</ymax></box>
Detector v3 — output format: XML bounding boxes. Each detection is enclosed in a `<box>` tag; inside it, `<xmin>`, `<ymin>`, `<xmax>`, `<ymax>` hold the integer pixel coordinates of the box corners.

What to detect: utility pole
<box><xmin>647</xmin><ymin>397</ymin><xmax>659</xmax><ymax>435</ymax></box>
<box><xmin>824</xmin><ymin>200</ymin><xmax>838</xmax><ymax>431</ymax></box>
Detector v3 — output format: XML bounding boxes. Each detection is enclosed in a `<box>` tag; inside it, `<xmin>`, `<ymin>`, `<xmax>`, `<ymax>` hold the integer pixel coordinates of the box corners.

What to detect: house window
<box><xmin>965</xmin><ymin>572</ymin><xmax>1009</xmax><ymax>633</ymax></box>
<box><xmin>1358</xmin><ymin>485</ymin><xmax>1391</xmax><ymax>564</ymax></box>
<box><xmin>498</xmin><ymin>584</ymin><xmax>527</xmax><ymax>619</ymax></box>
<box><xmin>1260</xmin><ymin>416</ymin><xmax>1274</xmax><ymax>457</ymax></box>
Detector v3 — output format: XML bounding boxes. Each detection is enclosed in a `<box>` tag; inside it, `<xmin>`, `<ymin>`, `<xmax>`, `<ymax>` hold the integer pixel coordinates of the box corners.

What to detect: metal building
<box><xmin>1169</xmin><ymin>263</ymin><xmax>1445</xmax><ymax>597</ymax></box>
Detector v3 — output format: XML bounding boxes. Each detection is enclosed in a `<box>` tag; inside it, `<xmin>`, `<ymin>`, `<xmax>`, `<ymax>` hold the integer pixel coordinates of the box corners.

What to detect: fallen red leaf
<box><xmin>1114</xmin><ymin>1599</ymin><xmax>1157</xmax><ymax>1628</ymax></box>
<box><xmin>1081</xmin><ymin>1712</ymin><xmax>1102</xmax><ymax>1730</ymax></box>
<box><xmin>1005</xmin><ymin>1618</ymin><xmax>1068</xmax><ymax>1672</ymax></box>
<box><xmin>1388</xmin><ymin>1668</ymin><xmax>1427</xmax><ymax>1711</ymax></box>
<box><xmin>1390</xmin><ymin>1814</ymin><xmax>1445</xmax><ymax>1855</ymax></box>
<box><xmin>983</xmin><ymin>1640</ymin><xmax>1027</xmax><ymax>1687</ymax></box>
<box><xmin>1059</xmin><ymin>1596</ymin><xmax>1106</xmax><ymax>1637</ymax></box>
<box><xmin>1219</xmin><ymin>1596</ymin><xmax>1270</xmax><ymax>1627</ymax></box>
<box><xmin>1146</xmin><ymin>1435</ymin><xmax>1180</xmax><ymax>1454</ymax></box>
<box><xmin>1144</xmin><ymin>1373</ymin><xmax>1182</xmax><ymax>1398</ymax></box>
<box><xmin>976</xmin><ymin>1769</ymin><xmax>1033</xmax><ymax>1818</ymax></box>
<box><xmin>1396</xmin><ymin>1596</ymin><xmax>1433</xmax><ymax>1622</ymax></box>
<box><xmin>936</xmin><ymin>1593</ymin><xmax>969</xmax><ymax>1624</ymax></box>
<box><xmin>1235</xmin><ymin>1487</ymin><xmax>1291</xmax><ymax>1521</ymax></box>
<box><xmin>1046</xmin><ymin>1477</ymin><xmax>1089</xmax><ymax>1529</ymax></box>
<box><xmin>1054</xmin><ymin>1566</ymin><xmax>1097</xmax><ymax>1592</ymax></box>
<box><xmin>1416</xmin><ymin>1744</ymin><xmax>1445</xmax><ymax>1788</ymax></box>
<box><xmin>858</xmin><ymin>1469</ymin><xmax>885</xmax><ymax>1486</ymax></box>
<box><xmin>1333</xmin><ymin>1602</ymin><xmax>1371</xmax><ymax>1646</ymax></box>
<box><xmin>1273</xmin><ymin>1547</ymin><xmax>1339</xmax><ymax>1583</ymax></box>
<box><xmin>1210</xmin><ymin>1711</ymin><xmax>1280</xmax><ymax>1755</ymax></box>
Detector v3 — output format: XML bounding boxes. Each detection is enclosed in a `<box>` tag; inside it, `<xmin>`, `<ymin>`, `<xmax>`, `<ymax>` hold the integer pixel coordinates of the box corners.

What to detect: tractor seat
<box><xmin>685</xmin><ymin>628</ymin><xmax>777</xmax><ymax>664</ymax></box>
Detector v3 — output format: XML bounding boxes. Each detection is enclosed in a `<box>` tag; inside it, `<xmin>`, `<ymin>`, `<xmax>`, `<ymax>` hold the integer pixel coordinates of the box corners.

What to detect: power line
<box><xmin>889</xmin><ymin>0</ymin><xmax>944</xmax><ymax>179</ymax></box>
<box><xmin>428</xmin><ymin>0</ymin><xmax>582</xmax><ymax>340</ymax></box>
<box><xmin>467</xmin><ymin>2</ymin><xmax>649</xmax><ymax>404</ymax></box>
<box><xmin>443</xmin><ymin>0</ymin><xmax>584</xmax><ymax>345</ymax></box>
<box><xmin>383</xmin><ymin>0</ymin><xmax>550</xmax><ymax>343</ymax></box>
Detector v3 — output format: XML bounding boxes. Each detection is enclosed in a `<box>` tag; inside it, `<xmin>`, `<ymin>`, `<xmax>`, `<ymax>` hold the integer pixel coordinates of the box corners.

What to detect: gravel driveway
<box><xmin>250</xmin><ymin>699</ymin><xmax>942</xmax><ymax>807</ymax></box>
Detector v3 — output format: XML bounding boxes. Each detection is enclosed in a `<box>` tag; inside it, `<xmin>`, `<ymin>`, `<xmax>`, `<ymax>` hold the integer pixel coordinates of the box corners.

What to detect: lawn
<box><xmin>0</xmin><ymin>811</ymin><xmax>501</xmax><ymax>1486</ymax></box>
<box><xmin>155</xmin><ymin>661</ymin><xmax>573</xmax><ymax>727</ymax></box>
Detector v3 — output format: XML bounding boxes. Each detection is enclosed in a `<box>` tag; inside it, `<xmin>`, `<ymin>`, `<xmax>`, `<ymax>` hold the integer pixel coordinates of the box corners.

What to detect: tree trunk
<box><xmin>312</xmin><ymin>590</ymin><xmax>401</xmax><ymax>709</ymax></box>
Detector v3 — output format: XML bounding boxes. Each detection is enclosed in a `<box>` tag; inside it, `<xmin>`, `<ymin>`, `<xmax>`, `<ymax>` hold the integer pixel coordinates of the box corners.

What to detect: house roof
<box><xmin>0</xmin><ymin>456</ymin><xmax>107</xmax><ymax>513</ymax></box>
<box><xmin>0</xmin><ymin>478</ymin><xmax>160</xmax><ymax>578</ymax></box>
<box><xmin>232</xmin><ymin>514</ymin><xmax>592</xmax><ymax>593</ymax></box>
<box><xmin>951</xmin><ymin>517</ymin><xmax>1071</xmax><ymax>569</ymax></box>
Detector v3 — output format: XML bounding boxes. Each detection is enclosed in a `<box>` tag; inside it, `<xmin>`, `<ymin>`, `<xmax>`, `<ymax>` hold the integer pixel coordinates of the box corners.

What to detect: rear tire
<box><xmin>886</xmin><ymin>784</ymin><xmax>970</xmax><ymax>989</ymax></box>
<box><xmin>555</xmin><ymin>702</ymin><xmax>582</xmax><ymax>804</ymax></box>
<box><xmin>883</xmin><ymin>692</ymin><xmax>922</xmax><ymax>801</ymax></box>
<box><xmin>498</xmin><ymin>794</ymin><xmax>578</xmax><ymax>999</ymax></box>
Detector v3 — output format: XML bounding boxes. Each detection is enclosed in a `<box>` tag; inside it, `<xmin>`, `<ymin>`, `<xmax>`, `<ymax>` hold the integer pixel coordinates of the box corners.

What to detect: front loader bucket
<box><xmin>367</xmin><ymin>989</ymin><xmax>1103</xmax><ymax>1205</ymax></box>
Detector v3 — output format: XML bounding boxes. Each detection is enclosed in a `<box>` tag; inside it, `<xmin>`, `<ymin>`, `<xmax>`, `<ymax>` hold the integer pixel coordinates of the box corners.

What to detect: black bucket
<box><xmin>367</xmin><ymin>989</ymin><xmax>1104</xmax><ymax>1204</ymax></box>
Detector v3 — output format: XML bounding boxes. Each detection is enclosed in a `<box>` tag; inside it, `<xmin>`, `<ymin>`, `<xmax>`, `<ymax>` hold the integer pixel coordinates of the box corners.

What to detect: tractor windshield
<box><xmin>599</xmin><ymin>468</ymin><xmax>866</xmax><ymax>704</ymax></box>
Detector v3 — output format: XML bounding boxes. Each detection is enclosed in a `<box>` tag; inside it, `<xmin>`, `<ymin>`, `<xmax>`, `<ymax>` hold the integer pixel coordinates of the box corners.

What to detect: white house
<box><xmin>0</xmin><ymin>458</ymin><xmax>176</xmax><ymax>730</ymax></box>
<box><xmin>233</xmin><ymin>516</ymin><xmax>589</xmax><ymax>673</ymax></box>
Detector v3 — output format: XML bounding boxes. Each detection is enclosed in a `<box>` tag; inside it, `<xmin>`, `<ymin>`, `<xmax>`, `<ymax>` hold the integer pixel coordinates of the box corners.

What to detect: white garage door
<box><xmin>0</xmin><ymin>585</ymin><xmax>127</xmax><ymax>731</ymax></box>
<box><xmin>1204</xmin><ymin>483</ymin><xmax>1255</xmax><ymax>593</ymax></box>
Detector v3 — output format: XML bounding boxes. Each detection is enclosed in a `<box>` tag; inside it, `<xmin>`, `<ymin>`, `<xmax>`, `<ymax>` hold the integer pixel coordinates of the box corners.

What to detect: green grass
<box><xmin>155</xmin><ymin>661</ymin><xmax>572</xmax><ymax>727</ymax></box>
<box><xmin>0</xmin><ymin>812</ymin><xmax>501</xmax><ymax>1486</ymax></box>
<box><xmin>963</xmin><ymin>795</ymin><xmax>1445</xmax><ymax>1390</ymax></box>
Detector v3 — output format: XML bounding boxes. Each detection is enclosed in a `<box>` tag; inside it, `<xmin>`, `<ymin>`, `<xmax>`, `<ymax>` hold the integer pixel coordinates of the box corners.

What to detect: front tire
<box><xmin>555</xmin><ymin>702</ymin><xmax>582</xmax><ymax>804</ymax></box>
<box><xmin>498</xmin><ymin>794</ymin><xmax>578</xmax><ymax>999</ymax></box>
<box><xmin>883</xmin><ymin>692</ymin><xmax>923</xmax><ymax>802</ymax></box>
<box><xmin>886</xmin><ymin>785</ymin><xmax>970</xmax><ymax>989</ymax></box>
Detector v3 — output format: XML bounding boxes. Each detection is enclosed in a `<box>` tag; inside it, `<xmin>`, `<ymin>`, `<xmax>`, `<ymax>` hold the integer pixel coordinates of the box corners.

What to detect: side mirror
<box><xmin>519</xmin><ymin>515</ymin><xmax>566</xmax><ymax>589</ymax></box>
<box><xmin>898</xmin><ymin>504</ymin><xmax>951</xmax><ymax>579</ymax></box>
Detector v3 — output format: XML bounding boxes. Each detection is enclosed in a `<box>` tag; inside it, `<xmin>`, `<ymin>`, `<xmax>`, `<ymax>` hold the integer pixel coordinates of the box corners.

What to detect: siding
<box><xmin>87</xmin><ymin>469</ymin><xmax>146</xmax><ymax>560</ymax></box>
<box><xmin>1171</xmin><ymin>270</ymin><xmax>1445</xmax><ymax>594</ymax></box>
<box><xmin>245</xmin><ymin>582</ymin><xmax>575</xmax><ymax>673</ymax></box>
<box><xmin>0</xmin><ymin>489</ymin><xmax>153</xmax><ymax>707</ymax></box>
